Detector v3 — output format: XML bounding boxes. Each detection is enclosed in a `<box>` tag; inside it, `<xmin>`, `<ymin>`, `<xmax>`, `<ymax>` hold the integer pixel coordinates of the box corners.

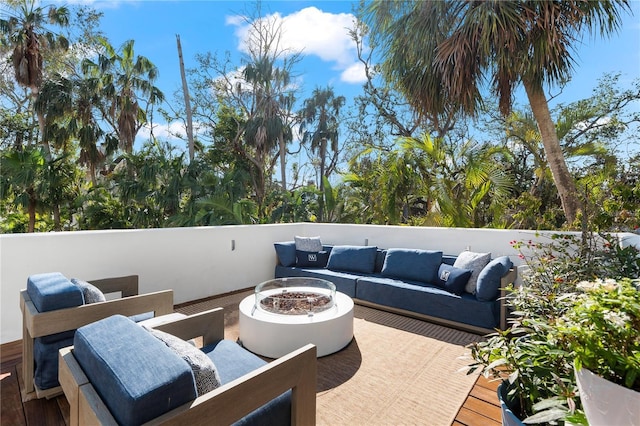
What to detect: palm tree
<box><xmin>0</xmin><ymin>0</ymin><xmax>69</xmax><ymax>160</ymax></box>
<box><xmin>82</xmin><ymin>38</ymin><xmax>164</xmax><ymax>154</ymax></box>
<box><xmin>300</xmin><ymin>87</ymin><xmax>345</xmax><ymax>222</ymax></box>
<box><xmin>362</xmin><ymin>0</ymin><xmax>631</xmax><ymax>225</ymax></box>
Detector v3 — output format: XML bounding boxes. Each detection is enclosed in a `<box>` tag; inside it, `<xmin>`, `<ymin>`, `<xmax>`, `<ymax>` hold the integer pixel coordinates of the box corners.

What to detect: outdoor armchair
<box><xmin>58</xmin><ymin>308</ymin><xmax>317</xmax><ymax>426</ymax></box>
<box><xmin>20</xmin><ymin>273</ymin><xmax>173</xmax><ymax>401</ymax></box>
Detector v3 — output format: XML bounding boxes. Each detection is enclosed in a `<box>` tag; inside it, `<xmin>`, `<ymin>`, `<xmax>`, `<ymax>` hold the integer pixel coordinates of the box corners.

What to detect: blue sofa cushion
<box><xmin>73</xmin><ymin>315</ymin><xmax>196</xmax><ymax>426</ymax></box>
<box><xmin>275</xmin><ymin>265</ymin><xmax>359</xmax><ymax>297</ymax></box>
<box><xmin>274</xmin><ymin>241</ymin><xmax>297</xmax><ymax>267</ymax></box>
<box><xmin>476</xmin><ymin>256</ymin><xmax>513</xmax><ymax>301</ymax></box>
<box><xmin>71</xmin><ymin>278</ymin><xmax>106</xmax><ymax>304</ymax></box>
<box><xmin>294</xmin><ymin>235</ymin><xmax>323</xmax><ymax>252</ymax></box>
<box><xmin>381</xmin><ymin>248</ymin><xmax>443</xmax><ymax>284</ymax></box>
<box><xmin>296</xmin><ymin>250</ymin><xmax>330</xmax><ymax>268</ymax></box>
<box><xmin>203</xmin><ymin>339</ymin><xmax>291</xmax><ymax>426</ymax></box>
<box><xmin>327</xmin><ymin>245</ymin><xmax>378</xmax><ymax>274</ymax></box>
<box><xmin>453</xmin><ymin>251</ymin><xmax>492</xmax><ymax>294</ymax></box>
<box><xmin>27</xmin><ymin>272</ymin><xmax>84</xmax><ymax>312</ymax></box>
<box><xmin>436</xmin><ymin>264</ymin><xmax>472</xmax><ymax>295</ymax></box>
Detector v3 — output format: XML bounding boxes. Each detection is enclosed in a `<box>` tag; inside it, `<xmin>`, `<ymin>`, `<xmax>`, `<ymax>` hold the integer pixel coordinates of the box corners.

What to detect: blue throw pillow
<box><xmin>381</xmin><ymin>248</ymin><xmax>443</xmax><ymax>283</ymax></box>
<box><xmin>327</xmin><ymin>245</ymin><xmax>378</xmax><ymax>274</ymax></box>
<box><xmin>476</xmin><ymin>256</ymin><xmax>514</xmax><ymax>301</ymax></box>
<box><xmin>296</xmin><ymin>250</ymin><xmax>330</xmax><ymax>268</ymax></box>
<box><xmin>436</xmin><ymin>264</ymin><xmax>472</xmax><ymax>295</ymax></box>
<box><xmin>274</xmin><ymin>241</ymin><xmax>296</xmax><ymax>267</ymax></box>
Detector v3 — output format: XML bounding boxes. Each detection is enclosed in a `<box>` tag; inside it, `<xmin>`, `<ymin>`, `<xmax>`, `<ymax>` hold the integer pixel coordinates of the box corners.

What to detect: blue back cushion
<box><xmin>435</xmin><ymin>264</ymin><xmax>472</xmax><ymax>295</ymax></box>
<box><xmin>27</xmin><ymin>272</ymin><xmax>84</xmax><ymax>312</ymax></box>
<box><xmin>476</xmin><ymin>256</ymin><xmax>513</xmax><ymax>301</ymax></box>
<box><xmin>327</xmin><ymin>245</ymin><xmax>378</xmax><ymax>274</ymax></box>
<box><xmin>73</xmin><ymin>315</ymin><xmax>196</xmax><ymax>426</ymax></box>
<box><xmin>274</xmin><ymin>241</ymin><xmax>296</xmax><ymax>267</ymax></box>
<box><xmin>381</xmin><ymin>249</ymin><xmax>443</xmax><ymax>283</ymax></box>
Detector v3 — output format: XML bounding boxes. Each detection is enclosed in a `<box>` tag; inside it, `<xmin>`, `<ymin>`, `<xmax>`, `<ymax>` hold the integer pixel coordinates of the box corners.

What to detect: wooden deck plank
<box><xmin>1</xmin><ymin>363</ymin><xmax>27</xmax><ymax>426</ymax></box>
<box><xmin>455</xmin><ymin>406</ymin><xmax>501</xmax><ymax>426</ymax></box>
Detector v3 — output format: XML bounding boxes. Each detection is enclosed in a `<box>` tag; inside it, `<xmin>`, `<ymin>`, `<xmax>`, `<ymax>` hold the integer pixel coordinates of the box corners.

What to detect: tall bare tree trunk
<box><xmin>524</xmin><ymin>80</ymin><xmax>579</xmax><ymax>224</ymax></box>
<box><xmin>176</xmin><ymin>35</ymin><xmax>194</xmax><ymax>163</ymax></box>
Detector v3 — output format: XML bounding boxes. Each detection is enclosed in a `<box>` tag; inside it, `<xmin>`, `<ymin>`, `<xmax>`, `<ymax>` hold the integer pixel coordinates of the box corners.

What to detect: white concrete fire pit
<box><xmin>239</xmin><ymin>277</ymin><xmax>354</xmax><ymax>358</ymax></box>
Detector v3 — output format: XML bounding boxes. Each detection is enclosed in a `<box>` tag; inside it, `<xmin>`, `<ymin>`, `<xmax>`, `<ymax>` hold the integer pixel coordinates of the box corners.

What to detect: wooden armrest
<box><xmin>147</xmin><ymin>344</ymin><xmax>317</xmax><ymax>426</ymax></box>
<box><xmin>153</xmin><ymin>308</ymin><xmax>225</xmax><ymax>346</ymax></box>
<box><xmin>23</xmin><ymin>290</ymin><xmax>174</xmax><ymax>337</ymax></box>
<box><xmin>89</xmin><ymin>275</ymin><xmax>139</xmax><ymax>297</ymax></box>
<box><xmin>499</xmin><ymin>268</ymin><xmax>518</xmax><ymax>330</ymax></box>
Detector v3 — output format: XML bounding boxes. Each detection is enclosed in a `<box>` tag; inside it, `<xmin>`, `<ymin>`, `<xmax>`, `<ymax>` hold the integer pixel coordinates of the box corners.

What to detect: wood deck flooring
<box><xmin>1</xmin><ymin>301</ymin><xmax>501</xmax><ymax>426</ymax></box>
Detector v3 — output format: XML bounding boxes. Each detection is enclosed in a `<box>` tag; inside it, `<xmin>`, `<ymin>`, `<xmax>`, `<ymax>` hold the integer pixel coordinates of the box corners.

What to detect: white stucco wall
<box><xmin>2</xmin><ymin>223</ymin><xmax>637</xmax><ymax>344</ymax></box>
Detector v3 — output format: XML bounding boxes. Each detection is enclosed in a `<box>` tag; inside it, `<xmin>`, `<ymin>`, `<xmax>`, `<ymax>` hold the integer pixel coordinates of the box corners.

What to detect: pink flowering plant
<box><xmin>556</xmin><ymin>278</ymin><xmax>640</xmax><ymax>392</ymax></box>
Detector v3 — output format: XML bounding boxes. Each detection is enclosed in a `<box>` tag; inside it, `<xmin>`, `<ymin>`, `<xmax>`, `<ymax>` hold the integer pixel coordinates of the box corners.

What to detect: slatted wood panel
<box><xmin>1</xmin><ymin>305</ymin><xmax>502</xmax><ymax>426</ymax></box>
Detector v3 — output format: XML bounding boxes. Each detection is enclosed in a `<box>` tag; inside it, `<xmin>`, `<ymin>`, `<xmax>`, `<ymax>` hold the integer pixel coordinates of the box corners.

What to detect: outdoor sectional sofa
<box><xmin>274</xmin><ymin>240</ymin><xmax>517</xmax><ymax>334</ymax></box>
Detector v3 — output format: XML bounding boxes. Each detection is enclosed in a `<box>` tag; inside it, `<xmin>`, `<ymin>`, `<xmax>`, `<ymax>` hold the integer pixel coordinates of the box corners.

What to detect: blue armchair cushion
<box><xmin>435</xmin><ymin>264</ymin><xmax>472</xmax><ymax>295</ymax></box>
<box><xmin>476</xmin><ymin>256</ymin><xmax>513</xmax><ymax>301</ymax></box>
<box><xmin>274</xmin><ymin>241</ymin><xmax>296</xmax><ymax>267</ymax></box>
<box><xmin>296</xmin><ymin>250</ymin><xmax>330</xmax><ymax>268</ymax></box>
<box><xmin>34</xmin><ymin>335</ymin><xmax>74</xmax><ymax>389</ymax></box>
<box><xmin>71</xmin><ymin>278</ymin><xmax>106</xmax><ymax>304</ymax></box>
<box><xmin>381</xmin><ymin>249</ymin><xmax>443</xmax><ymax>284</ymax></box>
<box><xmin>27</xmin><ymin>272</ymin><xmax>84</xmax><ymax>312</ymax></box>
<box><xmin>202</xmin><ymin>339</ymin><xmax>291</xmax><ymax>426</ymax></box>
<box><xmin>327</xmin><ymin>245</ymin><xmax>378</xmax><ymax>274</ymax></box>
<box><xmin>73</xmin><ymin>315</ymin><xmax>196</xmax><ymax>426</ymax></box>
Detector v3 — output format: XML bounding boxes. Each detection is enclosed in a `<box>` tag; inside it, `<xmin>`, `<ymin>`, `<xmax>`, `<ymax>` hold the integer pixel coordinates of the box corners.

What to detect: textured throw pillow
<box><xmin>274</xmin><ymin>241</ymin><xmax>297</xmax><ymax>267</ymax></box>
<box><xmin>296</xmin><ymin>250</ymin><xmax>330</xmax><ymax>268</ymax></box>
<box><xmin>294</xmin><ymin>236</ymin><xmax>323</xmax><ymax>252</ymax></box>
<box><xmin>476</xmin><ymin>256</ymin><xmax>514</xmax><ymax>302</ymax></box>
<box><xmin>453</xmin><ymin>251</ymin><xmax>492</xmax><ymax>294</ymax></box>
<box><xmin>327</xmin><ymin>245</ymin><xmax>378</xmax><ymax>274</ymax></box>
<box><xmin>435</xmin><ymin>264</ymin><xmax>472</xmax><ymax>295</ymax></box>
<box><xmin>146</xmin><ymin>328</ymin><xmax>221</xmax><ymax>396</ymax></box>
<box><xmin>381</xmin><ymin>248</ymin><xmax>443</xmax><ymax>283</ymax></box>
<box><xmin>71</xmin><ymin>278</ymin><xmax>106</xmax><ymax>304</ymax></box>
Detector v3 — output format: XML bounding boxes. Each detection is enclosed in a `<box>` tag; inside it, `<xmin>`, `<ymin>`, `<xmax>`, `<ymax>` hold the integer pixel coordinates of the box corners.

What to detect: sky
<box><xmin>47</xmin><ymin>0</ymin><xmax>640</xmax><ymax>149</ymax></box>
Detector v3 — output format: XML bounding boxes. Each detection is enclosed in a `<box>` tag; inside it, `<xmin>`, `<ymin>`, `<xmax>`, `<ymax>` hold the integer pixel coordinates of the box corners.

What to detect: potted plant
<box><xmin>556</xmin><ymin>278</ymin><xmax>640</xmax><ymax>426</ymax></box>
<box><xmin>467</xmin><ymin>232</ymin><xmax>640</xmax><ymax>425</ymax></box>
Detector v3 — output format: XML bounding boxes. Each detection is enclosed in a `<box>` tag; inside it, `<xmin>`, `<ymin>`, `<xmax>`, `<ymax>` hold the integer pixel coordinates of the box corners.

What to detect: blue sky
<box><xmin>54</xmin><ymin>1</ymin><xmax>640</xmax><ymax>147</ymax></box>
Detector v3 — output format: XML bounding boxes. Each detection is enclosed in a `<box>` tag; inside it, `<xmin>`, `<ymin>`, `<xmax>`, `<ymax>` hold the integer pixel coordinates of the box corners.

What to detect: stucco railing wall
<box><xmin>3</xmin><ymin>223</ymin><xmax>637</xmax><ymax>344</ymax></box>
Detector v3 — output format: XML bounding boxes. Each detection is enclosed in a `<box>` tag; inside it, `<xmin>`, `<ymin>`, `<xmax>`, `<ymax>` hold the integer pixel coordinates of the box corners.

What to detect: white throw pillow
<box><xmin>453</xmin><ymin>251</ymin><xmax>491</xmax><ymax>294</ymax></box>
<box><xmin>295</xmin><ymin>235</ymin><xmax>323</xmax><ymax>252</ymax></box>
<box><xmin>146</xmin><ymin>328</ymin><xmax>221</xmax><ymax>396</ymax></box>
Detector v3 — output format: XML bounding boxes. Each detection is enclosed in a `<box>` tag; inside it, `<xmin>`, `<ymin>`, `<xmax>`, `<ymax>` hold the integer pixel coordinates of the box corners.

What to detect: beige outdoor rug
<box><xmin>176</xmin><ymin>289</ymin><xmax>482</xmax><ymax>426</ymax></box>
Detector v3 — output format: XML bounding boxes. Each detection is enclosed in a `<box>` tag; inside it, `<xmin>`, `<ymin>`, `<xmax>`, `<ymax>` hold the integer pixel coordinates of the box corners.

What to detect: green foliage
<box><xmin>468</xmin><ymin>231</ymin><xmax>640</xmax><ymax>423</ymax></box>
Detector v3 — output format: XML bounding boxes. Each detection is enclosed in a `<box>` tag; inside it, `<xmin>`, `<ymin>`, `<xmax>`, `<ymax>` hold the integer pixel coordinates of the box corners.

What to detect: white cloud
<box><xmin>227</xmin><ymin>6</ymin><xmax>366</xmax><ymax>84</ymax></box>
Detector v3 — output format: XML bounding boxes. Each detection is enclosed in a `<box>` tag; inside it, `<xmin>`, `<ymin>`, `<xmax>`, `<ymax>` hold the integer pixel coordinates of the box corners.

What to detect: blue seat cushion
<box><xmin>73</xmin><ymin>315</ymin><xmax>196</xmax><ymax>426</ymax></box>
<box><xmin>27</xmin><ymin>272</ymin><xmax>84</xmax><ymax>312</ymax></box>
<box><xmin>202</xmin><ymin>340</ymin><xmax>291</xmax><ymax>426</ymax></box>
<box><xmin>34</xmin><ymin>335</ymin><xmax>74</xmax><ymax>389</ymax></box>
<box><xmin>275</xmin><ymin>265</ymin><xmax>359</xmax><ymax>297</ymax></box>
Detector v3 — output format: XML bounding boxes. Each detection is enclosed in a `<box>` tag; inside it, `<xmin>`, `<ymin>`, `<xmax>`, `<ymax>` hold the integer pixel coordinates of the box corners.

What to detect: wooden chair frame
<box><xmin>59</xmin><ymin>308</ymin><xmax>317</xmax><ymax>426</ymax></box>
<box><xmin>20</xmin><ymin>275</ymin><xmax>174</xmax><ymax>401</ymax></box>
